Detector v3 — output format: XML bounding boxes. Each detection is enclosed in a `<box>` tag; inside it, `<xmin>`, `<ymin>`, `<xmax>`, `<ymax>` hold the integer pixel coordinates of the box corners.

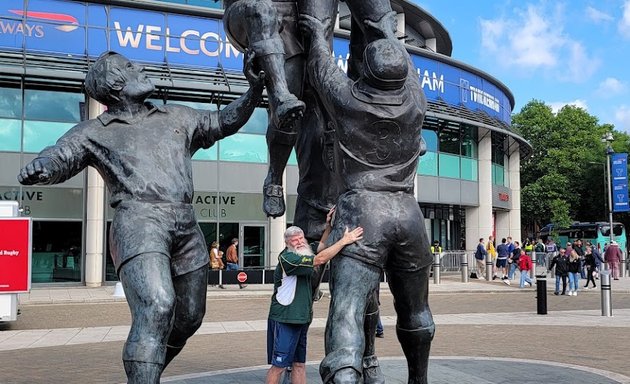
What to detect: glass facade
<box><xmin>0</xmin><ymin>0</ymin><xmax>525</xmax><ymax>283</ymax></box>
<box><xmin>417</xmin><ymin>121</ymin><xmax>478</xmax><ymax>181</ymax></box>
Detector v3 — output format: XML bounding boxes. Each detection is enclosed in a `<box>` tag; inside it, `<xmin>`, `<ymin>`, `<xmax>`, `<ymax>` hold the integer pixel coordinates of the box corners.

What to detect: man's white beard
<box><xmin>289</xmin><ymin>245</ymin><xmax>314</xmax><ymax>257</ymax></box>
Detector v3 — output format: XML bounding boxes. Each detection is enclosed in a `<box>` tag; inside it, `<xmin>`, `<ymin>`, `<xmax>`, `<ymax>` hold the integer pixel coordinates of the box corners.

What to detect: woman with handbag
<box><xmin>209</xmin><ymin>241</ymin><xmax>225</xmax><ymax>289</ymax></box>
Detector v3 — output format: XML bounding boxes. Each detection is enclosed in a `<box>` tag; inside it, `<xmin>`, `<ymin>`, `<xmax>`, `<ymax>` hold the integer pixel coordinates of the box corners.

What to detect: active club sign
<box><xmin>0</xmin><ymin>217</ymin><xmax>32</xmax><ymax>293</ymax></box>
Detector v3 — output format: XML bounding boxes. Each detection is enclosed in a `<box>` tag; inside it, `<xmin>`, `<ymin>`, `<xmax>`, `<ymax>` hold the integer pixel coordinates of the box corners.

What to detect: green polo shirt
<box><xmin>268</xmin><ymin>243</ymin><xmax>319</xmax><ymax>324</ymax></box>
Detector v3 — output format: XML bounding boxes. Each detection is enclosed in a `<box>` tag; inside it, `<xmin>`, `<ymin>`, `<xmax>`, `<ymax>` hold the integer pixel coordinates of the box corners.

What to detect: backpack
<box><xmin>535</xmin><ymin>243</ymin><xmax>545</xmax><ymax>253</ymax></box>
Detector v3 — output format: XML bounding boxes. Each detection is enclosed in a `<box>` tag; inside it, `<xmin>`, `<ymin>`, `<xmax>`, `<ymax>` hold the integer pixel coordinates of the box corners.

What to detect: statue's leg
<box><xmin>362</xmin><ymin>292</ymin><xmax>385</xmax><ymax>384</ymax></box>
<box><xmin>119</xmin><ymin>253</ymin><xmax>176</xmax><ymax>384</ymax></box>
<box><xmin>163</xmin><ymin>265</ymin><xmax>208</xmax><ymax>368</ymax></box>
<box><xmin>387</xmin><ymin>264</ymin><xmax>435</xmax><ymax>384</ymax></box>
<box><xmin>320</xmin><ymin>256</ymin><xmax>380</xmax><ymax>384</ymax></box>
<box><xmin>226</xmin><ymin>0</ymin><xmax>304</xmax><ymax>129</ymax></box>
<box><xmin>263</xmin><ymin>54</ymin><xmax>305</xmax><ymax>217</ymax></box>
<box><xmin>344</xmin><ymin>0</ymin><xmax>397</xmax><ymax>40</ymax></box>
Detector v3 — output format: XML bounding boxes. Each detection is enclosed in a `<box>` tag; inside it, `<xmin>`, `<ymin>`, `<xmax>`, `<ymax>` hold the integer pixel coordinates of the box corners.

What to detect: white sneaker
<box><xmin>574</xmin><ymin>291</ymin><xmax>578</xmax><ymax>296</ymax></box>
<box><xmin>503</xmin><ymin>279</ymin><xmax>511</xmax><ymax>286</ymax></box>
<box><xmin>525</xmin><ymin>282</ymin><xmax>531</xmax><ymax>287</ymax></box>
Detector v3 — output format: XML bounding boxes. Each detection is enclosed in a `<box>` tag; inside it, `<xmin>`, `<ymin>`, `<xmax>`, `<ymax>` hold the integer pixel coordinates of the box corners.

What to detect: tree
<box><xmin>512</xmin><ymin>100</ymin><xmax>619</xmax><ymax>235</ymax></box>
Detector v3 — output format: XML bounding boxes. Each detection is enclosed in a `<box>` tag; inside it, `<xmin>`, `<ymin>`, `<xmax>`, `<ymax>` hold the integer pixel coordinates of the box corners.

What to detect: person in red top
<box><xmin>604</xmin><ymin>240</ymin><xmax>623</xmax><ymax>280</ymax></box>
<box><xmin>518</xmin><ymin>250</ymin><xmax>534</xmax><ymax>288</ymax></box>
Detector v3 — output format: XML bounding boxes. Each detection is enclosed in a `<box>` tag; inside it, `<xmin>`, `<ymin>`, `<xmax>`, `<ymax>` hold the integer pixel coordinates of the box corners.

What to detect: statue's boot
<box><xmin>396</xmin><ymin>325</ymin><xmax>435</xmax><ymax>384</ymax></box>
<box><xmin>327</xmin><ymin>367</ymin><xmax>362</xmax><ymax>384</ymax></box>
<box><xmin>123</xmin><ymin>361</ymin><xmax>163</xmax><ymax>384</ymax></box>
<box><xmin>363</xmin><ymin>355</ymin><xmax>385</xmax><ymax>384</ymax></box>
<box><xmin>263</xmin><ymin>176</ymin><xmax>286</xmax><ymax>218</ymax></box>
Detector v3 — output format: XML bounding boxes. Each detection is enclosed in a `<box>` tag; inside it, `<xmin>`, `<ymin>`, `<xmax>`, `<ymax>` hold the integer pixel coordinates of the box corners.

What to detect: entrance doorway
<box><xmin>240</xmin><ymin>223</ymin><xmax>266</xmax><ymax>268</ymax></box>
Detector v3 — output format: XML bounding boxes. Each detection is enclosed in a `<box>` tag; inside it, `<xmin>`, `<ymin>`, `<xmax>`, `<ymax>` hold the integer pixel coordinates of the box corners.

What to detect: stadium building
<box><xmin>0</xmin><ymin>0</ymin><xmax>531</xmax><ymax>286</ymax></box>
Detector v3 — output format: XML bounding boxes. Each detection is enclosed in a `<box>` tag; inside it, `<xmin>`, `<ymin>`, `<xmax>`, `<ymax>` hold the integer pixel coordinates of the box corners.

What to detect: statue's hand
<box><xmin>342</xmin><ymin>226</ymin><xmax>364</xmax><ymax>246</ymax></box>
<box><xmin>17</xmin><ymin>158</ymin><xmax>54</xmax><ymax>185</ymax></box>
<box><xmin>363</xmin><ymin>11</ymin><xmax>398</xmax><ymax>40</ymax></box>
<box><xmin>243</xmin><ymin>49</ymin><xmax>265</xmax><ymax>89</ymax></box>
<box><xmin>325</xmin><ymin>206</ymin><xmax>336</xmax><ymax>227</ymax></box>
<box><xmin>298</xmin><ymin>14</ymin><xmax>330</xmax><ymax>40</ymax></box>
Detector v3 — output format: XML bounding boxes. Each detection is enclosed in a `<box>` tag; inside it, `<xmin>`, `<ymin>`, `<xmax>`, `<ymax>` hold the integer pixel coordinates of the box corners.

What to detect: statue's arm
<box><xmin>300</xmin><ymin>15</ymin><xmax>353</xmax><ymax>111</ymax></box>
<box><xmin>217</xmin><ymin>50</ymin><xmax>265</xmax><ymax>138</ymax></box>
<box><xmin>17</xmin><ymin>125</ymin><xmax>90</xmax><ymax>185</ymax></box>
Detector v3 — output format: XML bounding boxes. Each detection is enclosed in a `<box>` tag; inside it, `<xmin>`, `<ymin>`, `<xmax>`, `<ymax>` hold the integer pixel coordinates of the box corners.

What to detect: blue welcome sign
<box><xmin>611</xmin><ymin>153</ymin><xmax>629</xmax><ymax>212</ymax></box>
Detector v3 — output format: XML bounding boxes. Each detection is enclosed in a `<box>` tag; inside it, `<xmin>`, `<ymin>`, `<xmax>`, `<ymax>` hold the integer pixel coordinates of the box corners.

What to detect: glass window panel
<box><xmin>0</xmin><ymin>87</ymin><xmax>22</xmax><ymax>118</ymax></box>
<box><xmin>461</xmin><ymin>125</ymin><xmax>478</xmax><ymax>158</ymax></box>
<box><xmin>288</xmin><ymin>149</ymin><xmax>297</xmax><ymax>166</ymax></box>
<box><xmin>460</xmin><ymin>157</ymin><xmax>478</xmax><ymax>181</ymax></box>
<box><xmin>439</xmin><ymin>153</ymin><xmax>460</xmax><ymax>178</ymax></box>
<box><xmin>493</xmin><ymin>164</ymin><xmax>505</xmax><ymax>186</ymax></box>
<box><xmin>192</xmin><ymin>146</ymin><xmax>218</xmax><ymax>161</ymax></box>
<box><xmin>25</xmin><ymin>90</ymin><xmax>84</xmax><ymax>122</ymax></box>
<box><xmin>23</xmin><ymin>121</ymin><xmax>75</xmax><ymax>153</ymax></box>
<box><xmin>421</xmin><ymin>129</ymin><xmax>438</xmax><ymax>152</ymax></box>
<box><xmin>240</xmin><ymin>108</ymin><xmax>268</xmax><ymax>135</ymax></box>
<box><xmin>0</xmin><ymin>118</ymin><xmax>22</xmax><ymax>152</ymax></box>
<box><xmin>439</xmin><ymin>129</ymin><xmax>460</xmax><ymax>155</ymax></box>
<box><xmin>219</xmin><ymin>133</ymin><xmax>268</xmax><ymax>163</ymax></box>
<box><xmin>32</xmin><ymin>221</ymin><xmax>83</xmax><ymax>283</ymax></box>
<box><xmin>417</xmin><ymin>151</ymin><xmax>437</xmax><ymax>176</ymax></box>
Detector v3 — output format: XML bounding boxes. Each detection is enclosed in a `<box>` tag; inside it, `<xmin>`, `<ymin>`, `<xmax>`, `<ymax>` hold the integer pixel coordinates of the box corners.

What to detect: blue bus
<box><xmin>539</xmin><ymin>222</ymin><xmax>627</xmax><ymax>254</ymax></box>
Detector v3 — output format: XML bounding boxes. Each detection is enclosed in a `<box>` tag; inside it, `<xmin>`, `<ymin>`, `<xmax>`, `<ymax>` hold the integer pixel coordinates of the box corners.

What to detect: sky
<box><xmin>415</xmin><ymin>0</ymin><xmax>630</xmax><ymax>132</ymax></box>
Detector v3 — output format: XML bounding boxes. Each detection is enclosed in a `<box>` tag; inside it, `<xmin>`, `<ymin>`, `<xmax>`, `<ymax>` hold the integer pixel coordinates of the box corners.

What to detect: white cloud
<box><xmin>585</xmin><ymin>6</ymin><xmax>614</xmax><ymax>24</ymax></box>
<box><xmin>619</xmin><ymin>0</ymin><xmax>630</xmax><ymax>38</ymax></box>
<box><xmin>596</xmin><ymin>78</ymin><xmax>628</xmax><ymax>97</ymax></box>
<box><xmin>561</xmin><ymin>41</ymin><xmax>601</xmax><ymax>82</ymax></box>
<box><xmin>614</xmin><ymin>105</ymin><xmax>630</xmax><ymax>131</ymax></box>
<box><xmin>547</xmin><ymin>100</ymin><xmax>589</xmax><ymax>114</ymax></box>
<box><xmin>479</xmin><ymin>2</ymin><xmax>599</xmax><ymax>82</ymax></box>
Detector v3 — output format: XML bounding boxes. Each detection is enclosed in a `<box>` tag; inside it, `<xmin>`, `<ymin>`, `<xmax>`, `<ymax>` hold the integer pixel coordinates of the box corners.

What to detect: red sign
<box><xmin>0</xmin><ymin>218</ymin><xmax>32</xmax><ymax>293</ymax></box>
<box><xmin>498</xmin><ymin>193</ymin><xmax>510</xmax><ymax>202</ymax></box>
<box><xmin>237</xmin><ymin>272</ymin><xmax>248</xmax><ymax>283</ymax></box>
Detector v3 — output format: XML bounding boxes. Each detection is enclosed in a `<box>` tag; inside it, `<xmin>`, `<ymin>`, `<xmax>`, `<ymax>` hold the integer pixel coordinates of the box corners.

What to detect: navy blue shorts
<box><xmin>267</xmin><ymin>319</ymin><xmax>309</xmax><ymax>368</ymax></box>
<box><xmin>496</xmin><ymin>258</ymin><xmax>508</xmax><ymax>268</ymax></box>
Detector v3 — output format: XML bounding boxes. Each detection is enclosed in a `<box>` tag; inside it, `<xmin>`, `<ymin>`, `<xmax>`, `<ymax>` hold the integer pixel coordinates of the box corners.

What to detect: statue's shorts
<box><xmin>109</xmin><ymin>201</ymin><xmax>208</xmax><ymax>277</ymax></box>
<box><xmin>223</xmin><ymin>0</ymin><xmax>303</xmax><ymax>58</ymax></box>
<box><xmin>327</xmin><ymin>190</ymin><xmax>433</xmax><ymax>271</ymax></box>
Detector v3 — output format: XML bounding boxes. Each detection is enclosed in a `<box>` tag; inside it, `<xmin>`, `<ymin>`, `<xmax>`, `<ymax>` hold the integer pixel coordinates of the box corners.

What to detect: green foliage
<box><xmin>513</xmin><ymin>100</ymin><xmax>628</xmax><ymax>234</ymax></box>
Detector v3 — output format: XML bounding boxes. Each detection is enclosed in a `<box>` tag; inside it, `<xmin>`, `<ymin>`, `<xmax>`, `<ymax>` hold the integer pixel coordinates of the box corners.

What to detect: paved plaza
<box><xmin>1</xmin><ymin>276</ymin><xmax>630</xmax><ymax>383</ymax></box>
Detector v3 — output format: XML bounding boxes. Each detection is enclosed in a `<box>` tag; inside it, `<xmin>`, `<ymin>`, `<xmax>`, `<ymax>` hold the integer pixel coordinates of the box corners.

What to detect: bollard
<box><xmin>460</xmin><ymin>253</ymin><xmax>469</xmax><ymax>283</ymax></box>
<box><xmin>485</xmin><ymin>259</ymin><xmax>493</xmax><ymax>281</ymax></box>
<box><xmin>536</xmin><ymin>274</ymin><xmax>547</xmax><ymax>315</ymax></box>
<box><xmin>530</xmin><ymin>252</ymin><xmax>537</xmax><ymax>279</ymax></box>
<box><xmin>621</xmin><ymin>251</ymin><xmax>627</xmax><ymax>278</ymax></box>
<box><xmin>433</xmin><ymin>253</ymin><xmax>441</xmax><ymax>284</ymax></box>
<box><xmin>601</xmin><ymin>271</ymin><xmax>613</xmax><ymax>317</ymax></box>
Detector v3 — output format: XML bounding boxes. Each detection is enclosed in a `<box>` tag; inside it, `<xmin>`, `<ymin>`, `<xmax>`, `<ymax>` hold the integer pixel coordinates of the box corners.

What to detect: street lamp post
<box><xmin>602</xmin><ymin>132</ymin><xmax>615</xmax><ymax>249</ymax></box>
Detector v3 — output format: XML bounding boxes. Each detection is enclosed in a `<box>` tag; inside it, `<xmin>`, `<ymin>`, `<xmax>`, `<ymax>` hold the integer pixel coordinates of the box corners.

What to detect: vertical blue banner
<box><xmin>611</xmin><ymin>153</ymin><xmax>629</xmax><ymax>212</ymax></box>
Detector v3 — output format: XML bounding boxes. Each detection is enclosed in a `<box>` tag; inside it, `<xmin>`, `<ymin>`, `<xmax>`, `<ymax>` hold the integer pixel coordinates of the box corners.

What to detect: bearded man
<box><xmin>266</xmin><ymin>208</ymin><xmax>363</xmax><ymax>384</ymax></box>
